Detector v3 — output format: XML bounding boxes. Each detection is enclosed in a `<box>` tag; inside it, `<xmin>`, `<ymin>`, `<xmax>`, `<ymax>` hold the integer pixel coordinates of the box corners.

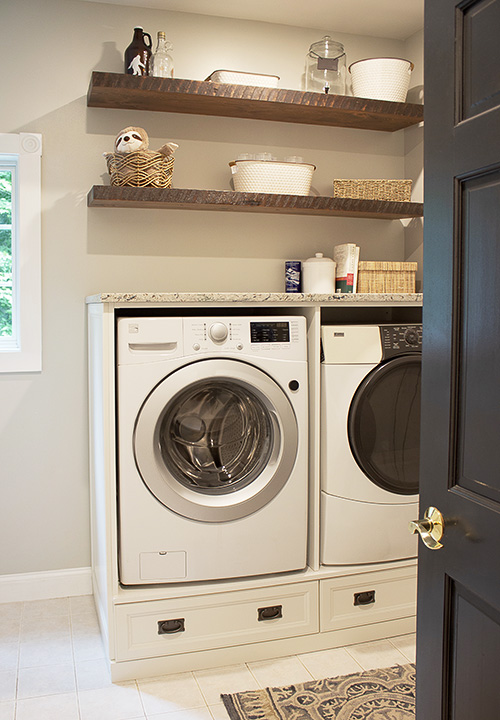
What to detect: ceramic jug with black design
<box><xmin>124</xmin><ymin>26</ymin><xmax>152</xmax><ymax>76</ymax></box>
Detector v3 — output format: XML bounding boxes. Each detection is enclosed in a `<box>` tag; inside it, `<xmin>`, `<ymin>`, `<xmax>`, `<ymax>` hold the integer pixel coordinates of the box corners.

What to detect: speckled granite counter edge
<box><xmin>86</xmin><ymin>292</ymin><xmax>423</xmax><ymax>304</ymax></box>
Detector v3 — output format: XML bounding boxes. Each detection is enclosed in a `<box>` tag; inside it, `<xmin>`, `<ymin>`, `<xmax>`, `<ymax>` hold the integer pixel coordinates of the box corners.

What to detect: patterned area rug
<box><xmin>221</xmin><ymin>663</ymin><xmax>415</xmax><ymax>720</ymax></box>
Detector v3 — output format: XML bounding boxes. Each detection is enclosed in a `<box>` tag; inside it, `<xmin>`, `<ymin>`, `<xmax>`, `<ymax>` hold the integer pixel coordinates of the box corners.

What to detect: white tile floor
<box><xmin>0</xmin><ymin>595</ymin><xmax>416</xmax><ymax>720</ymax></box>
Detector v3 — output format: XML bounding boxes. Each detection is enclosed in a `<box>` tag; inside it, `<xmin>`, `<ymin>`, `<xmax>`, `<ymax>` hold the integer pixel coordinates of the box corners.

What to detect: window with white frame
<box><xmin>0</xmin><ymin>133</ymin><xmax>42</xmax><ymax>373</ymax></box>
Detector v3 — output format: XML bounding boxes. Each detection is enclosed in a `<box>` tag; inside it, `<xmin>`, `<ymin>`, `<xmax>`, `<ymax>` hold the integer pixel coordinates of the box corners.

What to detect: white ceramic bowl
<box><xmin>230</xmin><ymin>160</ymin><xmax>315</xmax><ymax>195</ymax></box>
<box><xmin>349</xmin><ymin>57</ymin><xmax>413</xmax><ymax>102</ymax></box>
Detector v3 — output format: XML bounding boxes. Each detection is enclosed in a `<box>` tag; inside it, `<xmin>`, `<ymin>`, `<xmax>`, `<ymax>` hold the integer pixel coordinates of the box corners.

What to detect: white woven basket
<box><xmin>206</xmin><ymin>70</ymin><xmax>279</xmax><ymax>87</ymax></box>
<box><xmin>349</xmin><ymin>57</ymin><xmax>413</xmax><ymax>102</ymax></box>
<box><xmin>230</xmin><ymin>160</ymin><xmax>315</xmax><ymax>195</ymax></box>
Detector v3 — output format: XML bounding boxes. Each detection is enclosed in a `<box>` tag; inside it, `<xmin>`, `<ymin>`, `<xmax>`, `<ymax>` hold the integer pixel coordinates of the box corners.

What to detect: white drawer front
<box><xmin>320</xmin><ymin>566</ymin><xmax>417</xmax><ymax>632</ymax></box>
<box><xmin>115</xmin><ymin>581</ymin><xmax>318</xmax><ymax>661</ymax></box>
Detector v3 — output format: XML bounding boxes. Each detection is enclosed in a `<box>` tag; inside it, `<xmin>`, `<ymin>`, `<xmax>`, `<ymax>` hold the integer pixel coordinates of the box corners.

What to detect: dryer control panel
<box><xmin>380</xmin><ymin>324</ymin><xmax>422</xmax><ymax>359</ymax></box>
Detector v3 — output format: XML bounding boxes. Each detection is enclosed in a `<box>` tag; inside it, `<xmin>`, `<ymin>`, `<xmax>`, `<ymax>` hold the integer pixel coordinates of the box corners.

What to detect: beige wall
<box><xmin>0</xmin><ymin>0</ymin><xmax>423</xmax><ymax>575</ymax></box>
<box><xmin>404</xmin><ymin>29</ymin><xmax>424</xmax><ymax>288</ymax></box>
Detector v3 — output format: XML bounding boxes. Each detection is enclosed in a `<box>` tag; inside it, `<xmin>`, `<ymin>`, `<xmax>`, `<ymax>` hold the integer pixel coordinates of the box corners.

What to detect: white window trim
<box><xmin>0</xmin><ymin>133</ymin><xmax>42</xmax><ymax>373</ymax></box>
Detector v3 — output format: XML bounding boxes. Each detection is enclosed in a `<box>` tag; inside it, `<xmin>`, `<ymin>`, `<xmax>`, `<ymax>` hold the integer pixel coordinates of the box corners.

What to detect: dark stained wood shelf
<box><xmin>87</xmin><ymin>72</ymin><xmax>424</xmax><ymax>132</ymax></box>
<box><xmin>87</xmin><ymin>186</ymin><xmax>424</xmax><ymax>219</ymax></box>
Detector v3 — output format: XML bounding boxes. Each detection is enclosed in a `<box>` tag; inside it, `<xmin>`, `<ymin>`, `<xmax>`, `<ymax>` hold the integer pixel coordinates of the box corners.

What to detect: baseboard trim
<box><xmin>0</xmin><ymin>567</ymin><xmax>92</xmax><ymax>603</ymax></box>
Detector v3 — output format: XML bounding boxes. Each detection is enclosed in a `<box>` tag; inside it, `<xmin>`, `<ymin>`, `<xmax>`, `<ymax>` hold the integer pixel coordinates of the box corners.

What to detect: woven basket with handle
<box><xmin>105</xmin><ymin>151</ymin><xmax>174</xmax><ymax>188</ymax></box>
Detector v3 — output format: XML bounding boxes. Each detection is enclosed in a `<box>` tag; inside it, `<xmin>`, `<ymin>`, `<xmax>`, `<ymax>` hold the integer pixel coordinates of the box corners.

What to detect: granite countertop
<box><xmin>86</xmin><ymin>292</ymin><xmax>423</xmax><ymax>304</ymax></box>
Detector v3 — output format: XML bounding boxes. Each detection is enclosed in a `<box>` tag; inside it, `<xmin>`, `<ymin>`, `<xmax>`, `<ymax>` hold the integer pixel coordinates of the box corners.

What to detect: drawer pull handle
<box><xmin>258</xmin><ymin>605</ymin><xmax>283</xmax><ymax>621</ymax></box>
<box><xmin>354</xmin><ymin>590</ymin><xmax>376</xmax><ymax>606</ymax></box>
<box><xmin>158</xmin><ymin>618</ymin><xmax>185</xmax><ymax>635</ymax></box>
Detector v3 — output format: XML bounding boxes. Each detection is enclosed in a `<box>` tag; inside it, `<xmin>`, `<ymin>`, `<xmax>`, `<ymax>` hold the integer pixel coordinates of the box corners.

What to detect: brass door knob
<box><xmin>409</xmin><ymin>506</ymin><xmax>444</xmax><ymax>550</ymax></box>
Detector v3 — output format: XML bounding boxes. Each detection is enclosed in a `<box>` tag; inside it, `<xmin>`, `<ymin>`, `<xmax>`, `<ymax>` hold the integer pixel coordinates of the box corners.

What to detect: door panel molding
<box><xmin>451</xmin><ymin>167</ymin><xmax>500</xmax><ymax>504</ymax></box>
<box><xmin>456</xmin><ymin>0</ymin><xmax>500</xmax><ymax>123</ymax></box>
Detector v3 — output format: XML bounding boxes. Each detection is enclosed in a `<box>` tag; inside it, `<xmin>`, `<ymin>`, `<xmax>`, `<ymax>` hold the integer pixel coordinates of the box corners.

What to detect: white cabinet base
<box><xmin>107</xmin><ymin>613</ymin><xmax>415</xmax><ymax>682</ymax></box>
<box><xmin>92</xmin><ymin>563</ymin><xmax>416</xmax><ymax>682</ymax></box>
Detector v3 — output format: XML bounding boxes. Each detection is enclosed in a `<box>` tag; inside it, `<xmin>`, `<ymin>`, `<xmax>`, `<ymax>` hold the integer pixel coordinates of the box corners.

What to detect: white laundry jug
<box><xmin>302</xmin><ymin>253</ymin><xmax>336</xmax><ymax>293</ymax></box>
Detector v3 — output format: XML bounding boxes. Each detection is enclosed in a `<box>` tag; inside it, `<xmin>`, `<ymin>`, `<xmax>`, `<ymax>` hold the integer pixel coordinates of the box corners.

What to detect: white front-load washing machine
<box><xmin>116</xmin><ymin>315</ymin><xmax>308</xmax><ymax>585</ymax></box>
<box><xmin>320</xmin><ymin>324</ymin><xmax>421</xmax><ymax>566</ymax></box>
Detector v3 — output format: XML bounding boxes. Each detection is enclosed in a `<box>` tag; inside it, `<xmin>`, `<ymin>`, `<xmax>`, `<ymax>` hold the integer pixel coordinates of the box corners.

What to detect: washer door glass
<box><xmin>348</xmin><ymin>355</ymin><xmax>421</xmax><ymax>495</ymax></box>
<box><xmin>159</xmin><ymin>380</ymin><xmax>272</xmax><ymax>493</ymax></box>
<box><xmin>134</xmin><ymin>359</ymin><xmax>298</xmax><ymax>522</ymax></box>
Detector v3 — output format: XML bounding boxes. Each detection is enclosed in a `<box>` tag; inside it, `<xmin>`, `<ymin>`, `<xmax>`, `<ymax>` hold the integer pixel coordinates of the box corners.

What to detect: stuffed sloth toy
<box><xmin>104</xmin><ymin>126</ymin><xmax>179</xmax><ymax>185</ymax></box>
<box><xmin>112</xmin><ymin>126</ymin><xmax>179</xmax><ymax>157</ymax></box>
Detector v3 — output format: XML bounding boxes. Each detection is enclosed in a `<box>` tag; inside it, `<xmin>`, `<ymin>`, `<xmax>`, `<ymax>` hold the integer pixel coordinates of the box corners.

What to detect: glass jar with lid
<box><xmin>305</xmin><ymin>36</ymin><xmax>346</xmax><ymax>95</ymax></box>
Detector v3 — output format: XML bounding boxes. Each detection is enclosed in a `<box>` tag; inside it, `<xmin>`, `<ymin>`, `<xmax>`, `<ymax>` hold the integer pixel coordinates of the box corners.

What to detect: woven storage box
<box><xmin>357</xmin><ymin>261</ymin><xmax>417</xmax><ymax>293</ymax></box>
<box><xmin>105</xmin><ymin>151</ymin><xmax>174</xmax><ymax>188</ymax></box>
<box><xmin>333</xmin><ymin>179</ymin><xmax>412</xmax><ymax>202</ymax></box>
<box><xmin>230</xmin><ymin>160</ymin><xmax>315</xmax><ymax>195</ymax></box>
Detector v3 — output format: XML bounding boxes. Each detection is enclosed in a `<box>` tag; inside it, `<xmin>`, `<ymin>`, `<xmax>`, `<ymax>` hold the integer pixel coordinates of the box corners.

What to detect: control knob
<box><xmin>209</xmin><ymin>322</ymin><xmax>228</xmax><ymax>343</ymax></box>
<box><xmin>404</xmin><ymin>328</ymin><xmax>419</xmax><ymax>347</ymax></box>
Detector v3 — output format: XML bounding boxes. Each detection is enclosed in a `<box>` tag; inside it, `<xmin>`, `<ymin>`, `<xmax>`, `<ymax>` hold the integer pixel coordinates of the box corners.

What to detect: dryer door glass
<box><xmin>348</xmin><ymin>355</ymin><xmax>421</xmax><ymax>495</ymax></box>
<box><xmin>158</xmin><ymin>380</ymin><xmax>273</xmax><ymax>493</ymax></box>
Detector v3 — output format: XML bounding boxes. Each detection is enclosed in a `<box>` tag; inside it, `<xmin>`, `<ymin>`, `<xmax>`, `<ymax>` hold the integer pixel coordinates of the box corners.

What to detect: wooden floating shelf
<box><xmin>87</xmin><ymin>72</ymin><xmax>424</xmax><ymax>132</ymax></box>
<box><xmin>87</xmin><ymin>186</ymin><xmax>424</xmax><ymax>219</ymax></box>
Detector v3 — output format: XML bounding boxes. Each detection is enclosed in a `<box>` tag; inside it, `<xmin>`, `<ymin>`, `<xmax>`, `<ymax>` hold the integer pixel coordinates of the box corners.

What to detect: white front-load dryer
<box><xmin>117</xmin><ymin>315</ymin><xmax>308</xmax><ymax>585</ymax></box>
<box><xmin>320</xmin><ymin>324</ymin><xmax>421</xmax><ymax>566</ymax></box>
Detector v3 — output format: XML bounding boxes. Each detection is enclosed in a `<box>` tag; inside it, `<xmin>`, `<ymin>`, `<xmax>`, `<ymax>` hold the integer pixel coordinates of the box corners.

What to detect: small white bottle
<box><xmin>151</xmin><ymin>31</ymin><xmax>174</xmax><ymax>78</ymax></box>
<box><xmin>302</xmin><ymin>253</ymin><xmax>336</xmax><ymax>293</ymax></box>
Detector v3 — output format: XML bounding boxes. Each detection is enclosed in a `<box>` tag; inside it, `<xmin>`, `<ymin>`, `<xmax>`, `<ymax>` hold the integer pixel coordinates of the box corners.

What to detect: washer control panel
<box><xmin>183</xmin><ymin>316</ymin><xmax>307</xmax><ymax>361</ymax></box>
<box><xmin>250</xmin><ymin>321</ymin><xmax>290</xmax><ymax>344</ymax></box>
<box><xmin>380</xmin><ymin>324</ymin><xmax>422</xmax><ymax>359</ymax></box>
